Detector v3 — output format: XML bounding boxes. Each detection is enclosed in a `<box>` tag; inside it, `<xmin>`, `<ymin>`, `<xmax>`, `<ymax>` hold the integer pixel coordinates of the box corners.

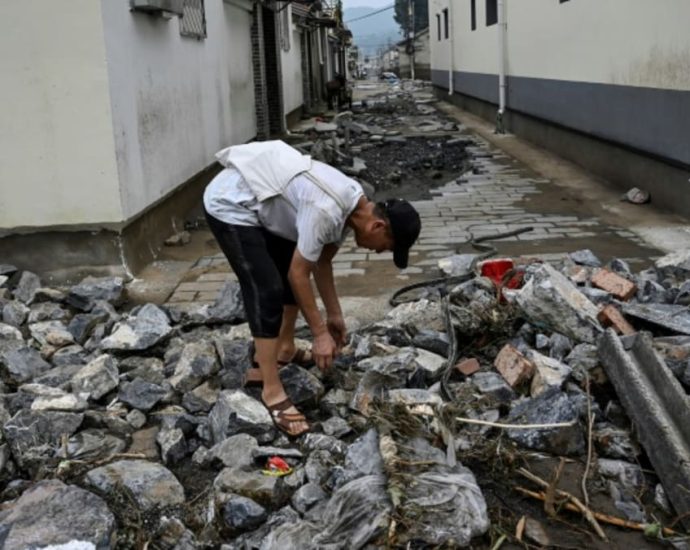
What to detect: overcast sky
<box><xmin>342</xmin><ymin>0</ymin><xmax>394</xmax><ymax>10</ymax></box>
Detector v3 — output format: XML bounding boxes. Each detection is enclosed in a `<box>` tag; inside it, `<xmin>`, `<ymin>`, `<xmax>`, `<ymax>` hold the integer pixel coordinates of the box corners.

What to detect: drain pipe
<box><xmin>496</xmin><ymin>0</ymin><xmax>507</xmax><ymax>133</ymax></box>
<box><xmin>448</xmin><ymin>1</ymin><xmax>454</xmax><ymax>95</ymax></box>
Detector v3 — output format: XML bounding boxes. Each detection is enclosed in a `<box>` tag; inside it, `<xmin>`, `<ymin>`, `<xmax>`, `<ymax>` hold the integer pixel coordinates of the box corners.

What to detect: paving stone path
<box><xmin>167</xmin><ymin>128</ymin><xmax>660</xmax><ymax>307</ymax></box>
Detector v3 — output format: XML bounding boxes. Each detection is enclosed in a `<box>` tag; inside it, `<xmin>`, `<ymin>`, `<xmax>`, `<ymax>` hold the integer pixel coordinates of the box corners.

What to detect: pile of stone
<box><xmin>0</xmin><ymin>249</ymin><xmax>689</xmax><ymax>548</ymax></box>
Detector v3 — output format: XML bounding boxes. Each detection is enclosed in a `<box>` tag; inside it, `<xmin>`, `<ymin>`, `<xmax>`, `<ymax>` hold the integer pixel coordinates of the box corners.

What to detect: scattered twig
<box><xmin>490</xmin><ymin>533</ymin><xmax>507</xmax><ymax>550</ymax></box>
<box><xmin>456</xmin><ymin>417</ymin><xmax>576</xmax><ymax>430</ymax></box>
<box><xmin>517</xmin><ymin>467</ymin><xmax>608</xmax><ymax>541</ymax></box>
<box><xmin>515</xmin><ymin>487</ymin><xmax>679</xmax><ymax>538</ymax></box>
<box><xmin>515</xmin><ymin>515</ymin><xmax>526</xmax><ymax>541</ymax></box>
<box><xmin>544</xmin><ymin>457</ymin><xmax>565</xmax><ymax>517</ymax></box>
<box><xmin>581</xmin><ymin>372</ymin><xmax>595</xmax><ymax>507</ymax></box>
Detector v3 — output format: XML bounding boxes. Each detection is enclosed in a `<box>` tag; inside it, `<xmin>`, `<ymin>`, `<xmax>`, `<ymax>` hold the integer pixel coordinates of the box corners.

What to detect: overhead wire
<box><xmin>345</xmin><ymin>3</ymin><xmax>395</xmax><ymax>23</ymax></box>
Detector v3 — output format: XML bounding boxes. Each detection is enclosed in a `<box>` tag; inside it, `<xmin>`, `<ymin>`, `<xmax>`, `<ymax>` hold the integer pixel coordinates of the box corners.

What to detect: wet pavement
<box><xmin>127</xmin><ymin>78</ymin><xmax>690</xmax><ymax>324</ymax></box>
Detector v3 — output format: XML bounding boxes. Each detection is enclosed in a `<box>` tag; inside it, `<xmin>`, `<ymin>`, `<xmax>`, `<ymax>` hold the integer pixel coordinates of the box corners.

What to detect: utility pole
<box><xmin>407</xmin><ymin>0</ymin><xmax>416</xmax><ymax>80</ymax></box>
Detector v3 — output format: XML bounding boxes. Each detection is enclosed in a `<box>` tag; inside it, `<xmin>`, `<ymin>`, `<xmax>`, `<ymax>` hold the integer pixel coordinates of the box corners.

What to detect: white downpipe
<box><xmin>448</xmin><ymin>1</ymin><xmax>454</xmax><ymax>95</ymax></box>
<box><xmin>496</xmin><ymin>0</ymin><xmax>507</xmax><ymax>132</ymax></box>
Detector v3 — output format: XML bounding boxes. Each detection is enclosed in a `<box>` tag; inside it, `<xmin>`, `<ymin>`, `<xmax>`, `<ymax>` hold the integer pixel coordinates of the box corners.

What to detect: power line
<box><xmin>345</xmin><ymin>3</ymin><xmax>395</xmax><ymax>23</ymax></box>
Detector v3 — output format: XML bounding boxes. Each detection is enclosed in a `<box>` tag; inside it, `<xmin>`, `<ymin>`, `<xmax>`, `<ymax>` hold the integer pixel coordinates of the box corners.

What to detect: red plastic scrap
<box><xmin>262</xmin><ymin>456</ymin><xmax>292</xmax><ymax>477</ymax></box>
<box><xmin>480</xmin><ymin>259</ymin><xmax>524</xmax><ymax>289</ymax></box>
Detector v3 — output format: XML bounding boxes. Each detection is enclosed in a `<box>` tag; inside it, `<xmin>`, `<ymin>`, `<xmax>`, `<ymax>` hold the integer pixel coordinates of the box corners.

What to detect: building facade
<box><xmin>429</xmin><ymin>0</ymin><xmax>690</xmax><ymax>216</ymax></box>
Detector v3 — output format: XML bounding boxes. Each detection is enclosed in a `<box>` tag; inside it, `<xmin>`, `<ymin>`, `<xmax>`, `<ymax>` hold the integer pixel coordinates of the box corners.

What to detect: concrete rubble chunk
<box><xmin>494</xmin><ymin>344</ymin><xmax>535</xmax><ymax>388</ymax></box>
<box><xmin>223</xmin><ymin>494</ymin><xmax>267</xmax><ymax>531</ymax></box>
<box><xmin>0</xmin><ymin>343</ymin><xmax>51</xmax><ymax>383</ymax></box>
<box><xmin>209</xmin><ymin>389</ymin><xmax>275</xmax><ymax>444</ymax></box>
<box><xmin>0</xmin><ymin>479</ymin><xmax>115</xmax><ymax>549</ymax></box>
<box><xmin>71</xmin><ymin>354</ymin><xmax>119</xmax><ymax>401</ymax></box>
<box><xmin>568</xmin><ymin>249</ymin><xmax>602</xmax><ymax>267</ymax></box>
<box><xmin>526</xmin><ymin>350</ymin><xmax>572</xmax><ymax>397</ymax></box>
<box><xmin>31</xmin><ymin>388</ymin><xmax>89</xmax><ymax>412</ymax></box>
<box><xmin>2</xmin><ymin>301</ymin><xmax>30</xmax><ymax>327</ymax></box>
<box><xmin>29</xmin><ymin>320</ymin><xmax>75</xmax><ymax>348</ymax></box>
<box><xmin>13</xmin><ymin>271</ymin><xmax>41</xmax><ymax>304</ymax></box>
<box><xmin>86</xmin><ymin>459</ymin><xmax>185</xmax><ymax>510</ymax></box>
<box><xmin>214</xmin><ymin>467</ymin><xmax>282</xmax><ymax>507</ymax></box>
<box><xmin>599</xmin><ymin>330</ymin><xmax>690</xmax><ymax>527</ymax></box>
<box><xmin>211</xmin><ymin>433</ymin><xmax>259</xmax><ymax>469</ymax></box>
<box><xmin>471</xmin><ymin>372</ymin><xmax>516</xmax><ymax>402</ymax></box>
<box><xmin>169</xmin><ymin>340</ymin><xmax>219</xmax><ymax>392</ymax></box>
<box><xmin>278</xmin><ymin>363</ymin><xmax>325</xmax><ymax>406</ymax></box>
<box><xmin>100</xmin><ymin>304</ymin><xmax>172</xmax><ymax>351</ymax></box>
<box><xmin>516</xmin><ymin>263</ymin><xmax>602</xmax><ymax>343</ymax></box>
<box><xmin>507</xmin><ymin>388</ymin><xmax>584</xmax><ymax>456</ymax></box>
<box><xmin>67</xmin><ymin>276</ymin><xmax>124</xmax><ymax>311</ymax></box>
<box><xmin>66</xmin><ymin>428</ymin><xmax>127</xmax><ymax>461</ymax></box>
<box><xmin>119</xmin><ymin>377</ymin><xmax>167</xmax><ymax>411</ymax></box>
<box><xmin>592</xmin><ymin>268</ymin><xmax>637</xmax><ymax>300</ymax></box>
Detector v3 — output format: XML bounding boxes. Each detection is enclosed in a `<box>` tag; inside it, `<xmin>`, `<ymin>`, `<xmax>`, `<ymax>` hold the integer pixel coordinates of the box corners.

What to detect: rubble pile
<box><xmin>290</xmin><ymin>89</ymin><xmax>470</xmax><ymax>196</ymax></box>
<box><xmin>0</xmin><ymin>247</ymin><xmax>689</xmax><ymax>547</ymax></box>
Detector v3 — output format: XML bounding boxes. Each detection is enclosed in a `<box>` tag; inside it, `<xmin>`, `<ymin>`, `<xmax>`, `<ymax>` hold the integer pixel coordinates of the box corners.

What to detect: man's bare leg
<box><xmin>255</xmin><ymin>337</ymin><xmax>309</xmax><ymax>435</ymax></box>
<box><xmin>276</xmin><ymin>305</ymin><xmax>301</xmax><ymax>362</ymax></box>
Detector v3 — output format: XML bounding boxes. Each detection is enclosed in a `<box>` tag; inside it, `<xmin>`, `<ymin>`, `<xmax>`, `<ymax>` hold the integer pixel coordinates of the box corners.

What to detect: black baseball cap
<box><xmin>379</xmin><ymin>198</ymin><xmax>421</xmax><ymax>269</ymax></box>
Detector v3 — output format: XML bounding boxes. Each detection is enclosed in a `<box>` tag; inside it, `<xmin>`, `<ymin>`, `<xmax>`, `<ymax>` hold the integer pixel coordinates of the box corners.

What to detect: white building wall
<box><xmin>100</xmin><ymin>0</ymin><xmax>256</xmax><ymax>221</ymax></box>
<box><xmin>280</xmin><ymin>7</ymin><xmax>304</xmax><ymax>118</ymax></box>
<box><xmin>0</xmin><ymin>0</ymin><xmax>122</xmax><ymax>230</ymax></box>
<box><xmin>430</xmin><ymin>0</ymin><xmax>690</xmax><ymax>92</ymax></box>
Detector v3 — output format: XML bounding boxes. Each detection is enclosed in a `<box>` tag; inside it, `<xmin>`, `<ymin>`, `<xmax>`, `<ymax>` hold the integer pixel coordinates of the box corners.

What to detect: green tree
<box><xmin>394</xmin><ymin>0</ymin><xmax>429</xmax><ymax>35</ymax></box>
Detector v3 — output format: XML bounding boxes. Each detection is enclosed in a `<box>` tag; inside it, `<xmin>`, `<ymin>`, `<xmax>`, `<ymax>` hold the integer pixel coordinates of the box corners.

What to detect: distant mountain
<box><xmin>345</xmin><ymin>6</ymin><xmax>402</xmax><ymax>56</ymax></box>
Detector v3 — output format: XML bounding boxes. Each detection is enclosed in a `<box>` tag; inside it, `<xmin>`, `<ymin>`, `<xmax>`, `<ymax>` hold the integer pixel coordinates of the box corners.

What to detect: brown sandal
<box><xmin>262</xmin><ymin>397</ymin><xmax>310</xmax><ymax>437</ymax></box>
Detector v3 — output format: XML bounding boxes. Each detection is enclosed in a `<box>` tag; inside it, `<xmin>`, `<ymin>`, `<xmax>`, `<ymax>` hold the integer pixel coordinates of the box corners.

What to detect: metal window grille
<box><xmin>180</xmin><ymin>0</ymin><xmax>206</xmax><ymax>39</ymax></box>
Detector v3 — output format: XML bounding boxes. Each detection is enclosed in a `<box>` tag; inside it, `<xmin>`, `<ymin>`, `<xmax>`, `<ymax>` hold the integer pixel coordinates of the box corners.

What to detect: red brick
<box><xmin>597</xmin><ymin>305</ymin><xmax>636</xmax><ymax>335</ymax></box>
<box><xmin>591</xmin><ymin>269</ymin><xmax>637</xmax><ymax>300</ymax></box>
<box><xmin>494</xmin><ymin>344</ymin><xmax>535</xmax><ymax>387</ymax></box>
<box><xmin>455</xmin><ymin>358</ymin><xmax>480</xmax><ymax>376</ymax></box>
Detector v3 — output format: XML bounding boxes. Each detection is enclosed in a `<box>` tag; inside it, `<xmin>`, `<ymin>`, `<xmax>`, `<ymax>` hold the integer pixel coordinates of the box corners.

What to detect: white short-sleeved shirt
<box><xmin>203</xmin><ymin>161</ymin><xmax>363</xmax><ymax>263</ymax></box>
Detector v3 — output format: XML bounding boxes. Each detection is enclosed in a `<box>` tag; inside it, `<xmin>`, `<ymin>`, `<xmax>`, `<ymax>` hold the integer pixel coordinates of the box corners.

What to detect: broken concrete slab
<box><xmin>599</xmin><ymin>329</ymin><xmax>690</xmax><ymax>527</ymax></box>
<box><xmin>621</xmin><ymin>302</ymin><xmax>690</xmax><ymax>336</ymax></box>
<box><xmin>516</xmin><ymin>263</ymin><xmax>602</xmax><ymax>344</ymax></box>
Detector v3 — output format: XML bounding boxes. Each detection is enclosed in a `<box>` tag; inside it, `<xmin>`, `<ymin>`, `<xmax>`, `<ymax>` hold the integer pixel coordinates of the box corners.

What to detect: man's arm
<box><xmin>288</xmin><ymin>249</ymin><xmax>337</xmax><ymax>369</ymax></box>
<box><xmin>313</xmin><ymin>243</ymin><xmax>347</xmax><ymax>348</ymax></box>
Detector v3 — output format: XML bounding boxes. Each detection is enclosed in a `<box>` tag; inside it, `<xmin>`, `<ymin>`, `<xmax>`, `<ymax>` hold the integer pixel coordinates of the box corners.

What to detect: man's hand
<box><xmin>312</xmin><ymin>328</ymin><xmax>337</xmax><ymax>370</ymax></box>
<box><xmin>327</xmin><ymin>314</ymin><xmax>347</xmax><ymax>350</ymax></box>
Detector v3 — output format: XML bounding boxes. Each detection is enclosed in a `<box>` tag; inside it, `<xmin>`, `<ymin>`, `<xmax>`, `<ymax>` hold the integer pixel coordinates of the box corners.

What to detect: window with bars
<box><xmin>180</xmin><ymin>0</ymin><xmax>206</xmax><ymax>40</ymax></box>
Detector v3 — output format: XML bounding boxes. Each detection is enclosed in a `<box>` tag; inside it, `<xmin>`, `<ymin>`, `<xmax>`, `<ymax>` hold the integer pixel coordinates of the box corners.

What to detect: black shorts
<box><xmin>205</xmin><ymin>209</ymin><xmax>297</xmax><ymax>338</ymax></box>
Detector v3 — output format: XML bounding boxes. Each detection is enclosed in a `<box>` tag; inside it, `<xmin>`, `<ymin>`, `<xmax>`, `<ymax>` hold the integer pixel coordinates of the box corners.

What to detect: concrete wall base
<box><xmin>436</xmin><ymin>88</ymin><xmax>690</xmax><ymax>218</ymax></box>
<box><xmin>0</xmin><ymin>162</ymin><xmax>222</xmax><ymax>283</ymax></box>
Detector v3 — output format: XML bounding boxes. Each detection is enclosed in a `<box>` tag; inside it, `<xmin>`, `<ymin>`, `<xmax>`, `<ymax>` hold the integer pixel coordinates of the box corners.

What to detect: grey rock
<box><xmin>119</xmin><ymin>378</ymin><xmax>167</xmax><ymax>411</ymax></box>
<box><xmin>209</xmin><ymin>390</ymin><xmax>275</xmax><ymax>444</ymax></box>
<box><xmin>0</xmin><ymin>344</ymin><xmax>51</xmax><ymax>383</ymax></box>
<box><xmin>0</xmin><ymin>479</ymin><xmax>114</xmax><ymax>548</ymax></box>
<box><xmin>27</xmin><ymin>302</ymin><xmax>68</xmax><ymax>324</ymax></box>
<box><xmin>211</xmin><ymin>433</ymin><xmax>259</xmax><ymax>468</ymax></box>
<box><xmin>569</xmin><ymin>249</ymin><xmax>602</xmax><ymax>267</ymax></box>
<box><xmin>622</xmin><ymin>302</ymin><xmax>690</xmax><ymax>336</ymax></box>
<box><xmin>549</xmin><ymin>333</ymin><xmax>574</xmax><ymax>361</ymax></box>
<box><xmin>225</xmin><ymin>506</ymin><xmax>300</xmax><ymax>550</ymax></box>
<box><xmin>609</xmin><ymin>258</ymin><xmax>633</xmax><ymax>277</ymax></box>
<box><xmin>507</xmin><ymin>388</ymin><xmax>584</xmax><ymax>455</ymax></box>
<box><xmin>66</xmin><ymin>428</ymin><xmax>126</xmax><ymax>461</ymax></box>
<box><xmin>414</xmin><ymin>348</ymin><xmax>446</xmax><ymax>378</ymax></box>
<box><xmin>13</xmin><ymin>271</ymin><xmax>40</xmax><ymax>304</ymax></box>
<box><xmin>214</xmin><ymin>467</ymin><xmax>282</xmax><ymax>507</ymax></box>
<box><xmin>279</xmin><ymin>364</ymin><xmax>324</xmax><ymax>407</ymax></box>
<box><xmin>471</xmin><ymin>372</ymin><xmax>516</xmax><ymax>402</ymax></box>
<box><xmin>32</xmin><ymin>363</ymin><xmax>83</xmax><ymax>388</ymax></box>
<box><xmin>121</xmin><ymin>356</ymin><xmax>166</xmax><ymax>384</ymax></box>
<box><xmin>169</xmin><ymin>340</ymin><xmax>219</xmax><ymax>392</ymax></box>
<box><xmin>412</xmin><ymin>329</ymin><xmax>450</xmax><ymax>357</ymax></box>
<box><xmin>305</xmin><ymin>450</ymin><xmax>334</xmax><ymax>484</ymax></box>
<box><xmin>157</xmin><ymin>427</ymin><xmax>187</xmax><ymax>465</ymax></box>
<box><xmin>156</xmin><ymin>516</ymin><xmax>198</xmax><ymax>550</ymax></box>
<box><xmin>71</xmin><ymin>354</ymin><xmax>119</xmax><ymax>400</ymax></box>
<box><xmin>2</xmin><ymin>301</ymin><xmax>29</xmax><ymax>327</ymax></box>
<box><xmin>598</xmin><ymin>458</ymin><xmax>644</xmax><ymax>492</ymax></box>
<box><xmin>172</xmin><ymin>281</ymin><xmax>245</xmax><ymax>327</ymax></box>
<box><xmin>67</xmin><ymin>276</ymin><xmax>124</xmax><ymax>311</ymax></box>
<box><xmin>29</xmin><ymin>320</ymin><xmax>75</xmax><ymax>347</ymax></box>
<box><xmin>302</xmin><ymin>433</ymin><xmax>346</xmax><ymax>456</ymax></box>
<box><xmin>223</xmin><ymin>494</ymin><xmax>267</xmax><ymax>531</ymax></box>
<box><xmin>320</xmin><ymin>388</ymin><xmax>351</xmax><ymax>416</ymax></box>
<box><xmin>637</xmin><ymin>279</ymin><xmax>669</xmax><ymax>303</ymax></box>
<box><xmin>291</xmin><ymin>482</ymin><xmax>326</xmax><ymax>514</ymax></box>
<box><xmin>321</xmin><ymin>416</ymin><xmax>352</xmax><ymax>438</ymax></box>
<box><xmin>100</xmin><ymin>304</ymin><xmax>172</xmax><ymax>351</ymax></box>
<box><xmin>182</xmin><ymin>380</ymin><xmax>220</xmax><ymax>413</ymax></box>
<box><xmin>126</xmin><ymin>409</ymin><xmax>147</xmax><ymax>429</ymax></box>
<box><xmin>387</xmin><ymin>388</ymin><xmax>443</xmax><ymax>406</ymax></box>
<box><xmin>0</xmin><ymin>264</ymin><xmax>17</xmax><ymax>277</ymax></box>
<box><xmin>526</xmin><ymin>350</ymin><xmax>572</xmax><ymax>397</ymax></box>
<box><xmin>51</xmin><ymin>344</ymin><xmax>88</xmax><ymax>367</ymax></box>
<box><xmin>214</xmin><ymin>336</ymin><xmax>252</xmax><ymax>389</ymax></box>
<box><xmin>594</xmin><ymin>425</ymin><xmax>640</xmax><ymax>460</ymax></box>
<box><xmin>31</xmin><ymin>388</ymin><xmax>88</xmax><ymax>412</ymax></box>
<box><xmin>386</xmin><ymin>298</ymin><xmax>445</xmax><ymax>332</ymax></box>
<box><xmin>0</xmin><ymin>323</ymin><xmax>22</xmax><ymax>341</ymax></box>
<box><xmin>86</xmin><ymin>459</ymin><xmax>185</xmax><ymax>510</ymax></box>
<box><xmin>251</xmin><ymin>445</ymin><xmax>303</xmax><ymax>461</ymax></box>
<box><xmin>581</xmin><ymin>287</ymin><xmax>614</xmax><ymax>305</ymax></box>
<box><xmin>517</xmin><ymin>263</ymin><xmax>601</xmax><ymax>343</ymax></box>
<box><xmin>67</xmin><ymin>312</ymin><xmax>109</xmax><ymax>345</ymax></box>
<box><xmin>4</xmin><ymin>410</ymin><xmax>83</xmax><ymax>470</ymax></box>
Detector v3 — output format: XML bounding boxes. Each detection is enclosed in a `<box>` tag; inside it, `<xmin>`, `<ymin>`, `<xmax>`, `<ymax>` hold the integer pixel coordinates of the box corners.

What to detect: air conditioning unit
<box><xmin>130</xmin><ymin>0</ymin><xmax>184</xmax><ymax>16</ymax></box>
